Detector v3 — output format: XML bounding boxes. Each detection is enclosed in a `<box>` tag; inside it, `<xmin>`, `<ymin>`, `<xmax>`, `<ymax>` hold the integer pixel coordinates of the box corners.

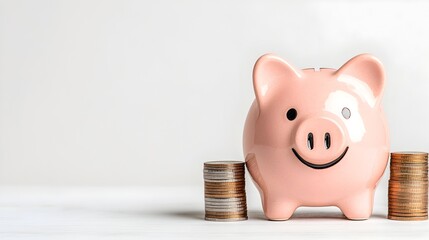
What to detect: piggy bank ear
<box><xmin>335</xmin><ymin>54</ymin><xmax>385</xmax><ymax>104</ymax></box>
<box><xmin>253</xmin><ymin>54</ymin><xmax>301</xmax><ymax>109</ymax></box>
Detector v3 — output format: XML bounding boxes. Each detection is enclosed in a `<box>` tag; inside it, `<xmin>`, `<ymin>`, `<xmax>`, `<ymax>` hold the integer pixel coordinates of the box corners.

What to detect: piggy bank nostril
<box><xmin>307</xmin><ymin>133</ymin><xmax>314</xmax><ymax>150</ymax></box>
<box><xmin>324</xmin><ymin>133</ymin><xmax>331</xmax><ymax>149</ymax></box>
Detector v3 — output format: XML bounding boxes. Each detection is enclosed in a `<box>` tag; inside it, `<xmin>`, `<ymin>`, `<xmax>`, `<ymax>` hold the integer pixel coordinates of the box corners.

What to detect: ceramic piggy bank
<box><xmin>243</xmin><ymin>54</ymin><xmax>389</xmax><ymax>220</ymax></box>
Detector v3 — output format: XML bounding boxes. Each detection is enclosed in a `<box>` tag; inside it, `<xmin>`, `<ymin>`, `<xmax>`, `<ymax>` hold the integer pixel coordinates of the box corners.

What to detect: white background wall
<box><xmin>0</xmin><ymin>0</ymin><xmax>428</xmax><ymax>189</ymax></box>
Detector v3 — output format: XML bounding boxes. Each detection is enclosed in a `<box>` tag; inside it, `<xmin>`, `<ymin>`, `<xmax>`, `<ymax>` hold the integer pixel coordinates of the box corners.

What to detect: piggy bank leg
<box><xmin>263</xmin><ymin>195</ymin><xmax>298</xmax><ymax>220</ymax></box>
<box><xmin>337</xmin><ymin>190</ymin><xmax>374</xmax><ymax>220</ymax></box>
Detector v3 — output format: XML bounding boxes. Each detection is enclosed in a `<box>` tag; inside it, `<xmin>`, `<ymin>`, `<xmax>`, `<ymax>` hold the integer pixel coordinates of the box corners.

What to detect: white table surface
<box><xmin>0</xmin><ymin>186</ymin><xmax>428</xmax><ymax>240</ymax></box>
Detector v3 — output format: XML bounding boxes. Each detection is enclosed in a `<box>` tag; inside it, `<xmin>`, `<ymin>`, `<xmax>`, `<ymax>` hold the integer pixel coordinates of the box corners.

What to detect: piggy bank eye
<box><xmin>342</xmin><ymin>107</ymin><xmax>351</xmax><ymax>119</ymax></box>
<box><xmin>286</xmin><ymin>108</ymin><xmax>297</xmax><ymax>121</ymax></box>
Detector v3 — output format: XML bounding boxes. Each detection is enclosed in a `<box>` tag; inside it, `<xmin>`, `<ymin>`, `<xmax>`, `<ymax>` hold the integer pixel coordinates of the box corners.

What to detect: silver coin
<box><xmin>205</xmin><ymin>206</ymin><xmax>247</xmax><ymax>211</ymax></box>
<box><xmin>204</xmin><ymin>179</ymin><xmax>245</xmax><ymax>183</ymax></box>
<box><xmin>204</xmin><ymin>203</ymin><xmax>246</xmax><ymax>208</ymax></box>
<box><xmin>204</xmin><ymin>175</ymin><xmax>244</xmax><ymax>178</ymax></box>
<box><xmin>205</xmin><ymin>203</ymin><xmax>246</xmax><ymax>207</ymax></box>
<box><xmin>204</xmin><ymin>205</ymin><xmax>247</xmax><ymax>212</ymax></box>
<box><xmin>204</xmin><ymin>175</ymin><xmax>244</xmax><ymax>179</ymax></box>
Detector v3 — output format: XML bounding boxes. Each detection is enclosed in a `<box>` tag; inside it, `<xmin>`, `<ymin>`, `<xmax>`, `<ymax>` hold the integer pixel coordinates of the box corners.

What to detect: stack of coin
<box><xmin>204</xmin><ymin>161</ymin><xmax>247</xmax><ymax>221</ymax></box>
<box><xmin>388</xmin><ymin>152</ymin><xmax>428</xmax><ymax>221</ymax></box>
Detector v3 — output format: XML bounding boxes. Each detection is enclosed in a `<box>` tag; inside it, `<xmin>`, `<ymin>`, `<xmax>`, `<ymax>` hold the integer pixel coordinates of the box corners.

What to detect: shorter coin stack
<box><xmin>388</xmin><ymin>152</ymin><xmax>428</xmax><ymax>221</ymax></box>
<box><xmin>204</xmin><ymin>161</ymin><xmax>247</xmax><ymax>221</ymax></box>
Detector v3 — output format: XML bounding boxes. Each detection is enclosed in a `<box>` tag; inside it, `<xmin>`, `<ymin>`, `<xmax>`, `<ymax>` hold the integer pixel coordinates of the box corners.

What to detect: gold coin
<box><xmin>390</xmin><ymin>176</ymin><xmax>428</xmax><ymax>182</ymax></box>
<box><xmin>389</xmin><ymin>187</ymin><xmax>428</xmax><ymax>191</ymax></box>
<box><xmin>391</xmin><ymin>151</ymin><xmax>428</xmax><ymax>156</ymax></box>
<box><xmin>204</xmin><ymin>163</ymin><xmax>245</xmax><ymax>169</ymax></box>
<box><xmin>205</xmin><ymin>185</ymin><xmax>246</xmax><ymax>188</ymax></box>
<box><xmin>388</xmin><ymin>196</ymin><xmax>428</xmax><ymax>201</ymax></box>
<box><xmin>388</xmin><ymin>204</ymin><xmax>428</xmax><ymax>209</ymax></box>
<box><xmin>205</xmin><ymin>217</ymin><xmax>248</xmax><ymax>221</ymax></box>
<box><xmin>389</xmin><ymin>184</ymin><xmax>428</xmax><ymax>187</ymax></box>
<box><xmin>203</xmin><ymin>172</ymin><xmax>246</xmax><ymax>176</ymax></box>
<box><xmin>390</xmin><ymin>177</ymin><xmax>428</xmax><ymax>181</ymax></box>
<box><xmin>205</xmin><ymin>215</ymin><xmax>248</xmax><ymax>220</ymax></box>
<box><xmin>388</xmin><ymin>208</ymin><xmax>428</xmax><ymax>212</ymax></box>
<box><xmin>390</xmin><ymin>169</ymin><xmax>428</xmax><ymax>173</ymax></box>
<box><xmin>388</xmin><ymin>189</ymin><xmax>428</xmax><ymax>192</ymax></box>
<box><xmin>390</xmin><ymin>159</ymin><xmax>428</xmax><ymax>163</ymax></box>
<box><xmin>389</xmin><ymin>199</ymin><xmax>428</xmax><ymax>203</ymax></box>
<box><xmin>388</xmin><ymin>196</ymin><xmax>428</xmax><ymax>200</ymax></box>
<box><xmin>390</xmin><ymin>164</ymin><xmax>428</xmax><ymax>168</ymax></box>
<box><xmin>390</xmin><ymin>172</ymin><xmax>428</xmax><ymax>176</ymax></box>
<box><xmin>390</xmin><ymin>175</ymin><xmax>428</xmax><ymax>178</ymax></box>
<box><xmin>390</xmin><ymin>158</ymin><xmax>428</xmax><ymax>161</ymax></box>
<box><xmin>204</xmin><ymin>179</ymin><xmax>245</xmax><ymax>183</ymax></box>
<box><xmin>204</xmin><ymin>183</ymin><xmax>246</xmax><ymax>188</ymax></box>
<box><xmin>205</xmin><ymin>188</ymin><xmax>246</xmax><ymax>192</ymax></box>
<box><xmin>388</xmin><ymin>213</ymin><xmax>428</xmax><ymax>218</ymax></box>
<box><xmin>205</xmin><ymin>191</ymin><xmax>246</xmax><ymax>195</ymax></box>
<box><xmin>388</xmin><ymin>195</ymin><xmax>428</xmax><ymax>200</ymax></box>
<box><xmin>388</xmin><ymin>185</ymin><xmax>428</xmax><ymax>190</ymax></box>
<box><xmin>204</xmin><ymin>182</ymin><xmax>245</xmax><ymax>186</ymax></box>
<box><xmin>390</xmin><ymin>171</ymin><xmax>428</xmax><ymax>174</ymax></box>
<box><xmin>388</xmin><ymin>185</ymin><xmax>428</xmax><ymax>189</ymax></box>
<box><xmin>388</xmin><ymin>188</ymin><xmax>428</xmax><ymax>193</ymax></box>
<box><xmin>388</xmin><ymin>211</ymin><xmax>428</xmax><ymax>216</ymax></box>
<box><xmin>388</xmin><ymin>202</ymin><xmax>428</xmax><ymax>207</ymax></box>
<box><xmin>391</xmin><ymin>155</ymin><xmax>428</xmax><ymax>158</ymax></box>
<box><xmin>388</xmin><ymin>181</ymin><xmax>428</xmax><ymax>186</ymax></box>
<box><xmin>204</xmin><ymin>190</ymin><xmax>246</xmax><ymax>194</ymax></box>
<box><xmin>205</xmin><ymin>178</ymin><xmax>245</xmax><ymax>181</ymax></box>
<box><xmin>390</xmin><ymin>155</ymin><xmax>428</xmax><ymax>159</ymax></box>
<box><xmin>388</xmin><ymin>199</ymin><xmax>428</xmax><ymax>203</ymax></box>
<box><xmin>388</xmin><ymin>198</ymin><xmax>428</xmax><ymax>202</ymax></box>
<box><xmin>388</xmin><ymin>215</ymin><xmax>428</xmax><ymax>221</ymax></box>
<box><xmin>388</xmin><ymin>183</ymin><xmax>428</xmax><ymax>188</ymax></box>
<box><xmin>390</xmin><ymin>156</ymin><xmax>428</xmax><ymax>160</ymax></box>
<box><xmin>205</xmin><ymin>214</ymin><xmax>248</xmax><ymax>219</ymax></box>
<box><xmin>388</xmin><ymin>209</ymin><xmax>427</xmax><ymax>212</ymax></box>
<box><xmin>388</xmin><ymin>201</ymin><xmax>428</xmax><ymax>205</ymax></box>
<box><xmin>388</xmin><ymin>183</ymin><xmax>428</xmax><ymax>187</ymax></box>
<box><xmin>391</xmin><ymin>160</ymin><xmax>428</xmax><ymax>165</ymax></box>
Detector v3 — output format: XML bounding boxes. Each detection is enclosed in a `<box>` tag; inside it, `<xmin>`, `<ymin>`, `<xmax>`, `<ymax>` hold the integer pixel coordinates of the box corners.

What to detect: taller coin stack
<box><xmin>388</xmin><ymin>152</ymin><xmax>428</xmax><ymax>221</ymax></box>
<box><xmin>203</xmin><ymin>161</ymin><xmax>247</xmax><ymax>221</ymax></box>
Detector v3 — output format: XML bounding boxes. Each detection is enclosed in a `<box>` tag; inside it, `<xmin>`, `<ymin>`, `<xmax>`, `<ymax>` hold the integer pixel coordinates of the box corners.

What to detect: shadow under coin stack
<box><xmin>388</xmin><ymin>152</ymin><xmax>428</xmax><ymax>221</ymax></box>
<box><xmin>203</xmin><ymin>161</ymin><xmax>247</xmax><ymax>221</ymax></box>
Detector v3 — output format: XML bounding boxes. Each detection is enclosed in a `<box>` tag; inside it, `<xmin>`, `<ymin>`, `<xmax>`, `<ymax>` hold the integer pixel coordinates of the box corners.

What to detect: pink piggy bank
<box><xmin>243</xmin><ymin>54</ymin><xmax>389</xmax><ymax>220</ymax></box>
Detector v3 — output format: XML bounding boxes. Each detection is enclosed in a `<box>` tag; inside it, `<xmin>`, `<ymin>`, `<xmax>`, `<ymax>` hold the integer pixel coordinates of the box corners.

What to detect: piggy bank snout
<box><xmin>294</xmin><ymin>116</ymin><xmax>347</xmax><ymax>165</ymax></box>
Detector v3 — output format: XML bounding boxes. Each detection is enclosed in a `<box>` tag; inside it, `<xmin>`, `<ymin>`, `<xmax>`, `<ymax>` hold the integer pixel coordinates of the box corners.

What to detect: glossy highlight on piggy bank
<box><xmin>243</xmin><ymin>54</ymin><xmax>389</xmax><ymax>220</ymax></box>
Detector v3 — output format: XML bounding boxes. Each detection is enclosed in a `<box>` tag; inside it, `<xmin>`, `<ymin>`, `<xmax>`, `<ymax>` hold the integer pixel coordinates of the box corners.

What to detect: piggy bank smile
<box><xmin>292</xmin><ymin>146</ymin><xmax>349</xmax><ymax>169</ymax></box>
